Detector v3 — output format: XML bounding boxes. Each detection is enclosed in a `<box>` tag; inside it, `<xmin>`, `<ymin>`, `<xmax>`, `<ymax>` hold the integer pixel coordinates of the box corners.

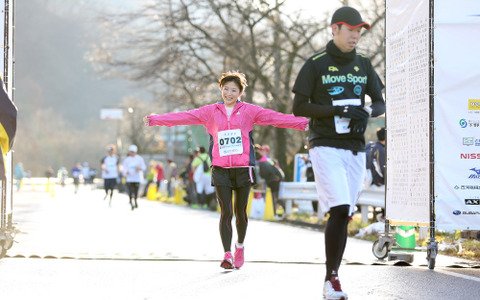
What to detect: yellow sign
<box><xmin>468</xmin><ymin>99</ymin><xmax>480</xmax><ymax>110</ymax></box>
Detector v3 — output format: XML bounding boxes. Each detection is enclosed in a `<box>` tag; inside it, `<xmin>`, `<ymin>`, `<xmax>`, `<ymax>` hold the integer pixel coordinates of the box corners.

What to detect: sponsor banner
<box><xmin>100</xmin><ymin>108</ymin><xmax>123</xmax><ymax>120</ymax></box>
<box><xmin>385</xmin><ymin>0</ymin><xmax>430</xmax><ymax>224</ymax></box>
<box><xmin>434</xmin><ymin>0</ymin><xmax>480</xmax><ymax>230</ymax></box>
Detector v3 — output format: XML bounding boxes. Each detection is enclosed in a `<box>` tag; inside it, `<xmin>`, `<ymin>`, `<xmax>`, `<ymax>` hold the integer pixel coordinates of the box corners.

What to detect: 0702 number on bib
<box><xmin>218</xmin><ymin>129</ymin><xmax>243</xmax><ymax>157</ymax></box>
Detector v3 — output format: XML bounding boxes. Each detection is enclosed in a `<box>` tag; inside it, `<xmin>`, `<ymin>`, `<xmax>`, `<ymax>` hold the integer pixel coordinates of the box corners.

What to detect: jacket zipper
<box><xmin>228</xmin><ymin>106</ymin><xmax>232</xmax><ymax>168</ymax></box>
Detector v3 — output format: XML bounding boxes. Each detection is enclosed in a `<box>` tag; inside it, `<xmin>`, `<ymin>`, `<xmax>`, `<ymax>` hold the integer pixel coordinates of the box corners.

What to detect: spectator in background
<box><xmin>179</xmin><ymin>153</ymin><xmax>197</xmax><ymax>206</ymax></box>
<box><xmin>260</xmin><ymin>144</ymin><xmax>285</xmax><ymax>178</ymax></box>
<box><xmin>57</xmin><ymin>167</ymin><xmax>68</xmax><ymax>187</ymax></box>
<box><xmin>192</xmin><ymin>146</ymin><xmax>214</xmax><ymax>209</ymax></box>
<box><xmin>255</xmin><ymin>145</ymin><xmax>285</xmax><ymax>219</ymax></box>
<box><xmin>122</xmin><ymin>144</ymin><xmax>146</xmax><ymax>210</ymax></box>
<box><xmin>89</xmin><ymin>168</ymin><xmax>97</xmax><ymax>187</ymax></box>
<box><xmin>364</xmin><ymin>140</ymin><xmax>376</xmax><ymax>188</ymax></box>
<box><xmin>71</xmin><ymin>163</ymin><xmax>81</xmax><ymax>194</ymax></box>
<box><xmin>368</xmin><ymin>127</ymin><xmax>386</xmax><ymax>188</ymax></box>
<box><xmin>165</xmin><ymin>158</ymin><xmax>177</xmax><ymax>197</ymax></box>
<box><xmin>45</xmin><ymin>166</ymin><xmax>54</xmax><ymax>180</ymax></box>
<box><xmin>142</xmin><ymin>161</ymin><xmax>157</xmax><ymax>197</ymax></box>
<box><xmin>101</xmin><ymin>144</ymin><xmax>120</xmax><ymax>205</ymax></box>
<box><xmin>13</xmin><ymin>162</ymin><xmax>25</xmax><ymax>191</ymax></box>
<box><xmin>155</xmin><ymin>161</ymin><xmax>165</xmax><ymax>193</ymax></box>
<box><xmin>82</xmin><ymin>162</ymin><xmax>91</xmax><ymax>188</ymax></box>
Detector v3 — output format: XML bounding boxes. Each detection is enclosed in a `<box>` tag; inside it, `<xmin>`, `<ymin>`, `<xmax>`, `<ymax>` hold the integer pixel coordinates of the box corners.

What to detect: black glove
<box><xmin>348</xmin><ymin>118</ymin><xmax>368</xmax><ymax>134</ymax></box>
<box><xmin>335</xmin><ymin>105</ymin><xmax>369</xmax><ymax>120</ymax></box>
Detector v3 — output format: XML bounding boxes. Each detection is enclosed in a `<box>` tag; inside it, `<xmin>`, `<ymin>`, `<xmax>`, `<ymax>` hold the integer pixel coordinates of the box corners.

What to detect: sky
<box><xmin>90</xmin><ymin>0</ymin><xmax>343</xmax><ymax>18</ymax></box>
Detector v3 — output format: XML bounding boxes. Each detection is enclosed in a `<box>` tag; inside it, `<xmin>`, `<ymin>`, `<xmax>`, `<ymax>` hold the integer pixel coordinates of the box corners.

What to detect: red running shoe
<box><xmin>323</xmin><ymin>275</ymin><xmax>348</xmax><ymax>300</ymax></box>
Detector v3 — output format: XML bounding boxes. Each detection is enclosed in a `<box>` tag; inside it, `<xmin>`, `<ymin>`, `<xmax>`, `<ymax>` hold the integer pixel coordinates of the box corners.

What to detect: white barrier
<box><xmin>278</xmin><ymin>182</ymin><xmax>385</xmax><ymax>223</ymax></box>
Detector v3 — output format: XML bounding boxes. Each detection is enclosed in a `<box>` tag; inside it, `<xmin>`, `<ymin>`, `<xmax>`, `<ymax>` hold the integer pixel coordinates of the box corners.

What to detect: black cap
<box><xmin>331</xmin><ymin>6</ymin><xmax>370</xmax><ymax>30</ymax></box>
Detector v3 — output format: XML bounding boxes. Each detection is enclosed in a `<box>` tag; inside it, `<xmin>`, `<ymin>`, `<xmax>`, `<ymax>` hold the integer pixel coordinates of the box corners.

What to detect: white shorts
<box><xmin>196</xmin><ymin>173</ymin><xmax>215</xmax><ymax>195</ymax></box>
<box><xmin>309</xmin><ymin>146</ymin><xmax>365</xmax><ymax>215</ymax></box>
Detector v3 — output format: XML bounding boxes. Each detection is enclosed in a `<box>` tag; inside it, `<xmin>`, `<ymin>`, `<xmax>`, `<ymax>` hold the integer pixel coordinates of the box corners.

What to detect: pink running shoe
<box><xmin>220</xmin><ymin>252</ymin><xmax>234</xmax><ymax>269</ymax></box>
<box><xmin>234</xmin><ymin>245</ymin><xmax>244</xmax><ymax>269</ymax></box>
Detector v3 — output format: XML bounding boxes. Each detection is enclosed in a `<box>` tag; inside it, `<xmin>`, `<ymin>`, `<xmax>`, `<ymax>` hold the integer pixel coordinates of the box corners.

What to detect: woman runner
<box><xmin>144</xmin><ymin>71</ymin><xmax>308</xmax><ymax>269</ymax></box>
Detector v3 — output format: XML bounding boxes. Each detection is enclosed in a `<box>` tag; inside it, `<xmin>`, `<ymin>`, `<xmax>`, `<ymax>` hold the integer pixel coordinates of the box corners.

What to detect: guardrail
<box><xmin>278</xmin><ymin>182</ymin><xmax>385</xmax><ymax>223</ymax></box>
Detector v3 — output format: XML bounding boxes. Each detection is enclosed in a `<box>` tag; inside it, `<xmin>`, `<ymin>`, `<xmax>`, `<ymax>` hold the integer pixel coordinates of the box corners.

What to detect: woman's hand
<box><xmin>143</xmin><ymin>116</ymin><xmax>150</xmax><ymax>127</ymax></box>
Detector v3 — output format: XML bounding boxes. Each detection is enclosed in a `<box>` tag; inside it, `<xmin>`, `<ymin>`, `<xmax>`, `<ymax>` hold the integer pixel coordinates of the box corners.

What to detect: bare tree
<box><xmin>86</xmin><ymin>0</ymin><xmax>385</xmax><ymax>176</ymax></box>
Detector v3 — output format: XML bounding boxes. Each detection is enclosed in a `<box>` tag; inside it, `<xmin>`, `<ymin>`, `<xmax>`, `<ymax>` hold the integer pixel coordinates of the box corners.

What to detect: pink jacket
<box><xmin>147</xmin><ymin>101</ymin><xmax>309</xmax><ymax>168</ymax></box>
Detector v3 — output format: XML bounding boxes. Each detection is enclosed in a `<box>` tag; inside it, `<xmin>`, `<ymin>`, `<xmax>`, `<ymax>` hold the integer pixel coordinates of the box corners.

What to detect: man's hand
<box><xmin>348</xmin><ymin>118</ymin><xmax>368</xmax><ymax>134</ymax></box>
<box><xmin>335</xmin><ymin>106</ymin><xmax>369</xmax><ymax>120</ymax></box>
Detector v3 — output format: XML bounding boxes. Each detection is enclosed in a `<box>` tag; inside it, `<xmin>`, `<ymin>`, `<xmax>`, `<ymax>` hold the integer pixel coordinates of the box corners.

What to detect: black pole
<box><xmin>428</xmin><ymin>0</ymin><xmax>436</xmax><ymax>240</ymax></box>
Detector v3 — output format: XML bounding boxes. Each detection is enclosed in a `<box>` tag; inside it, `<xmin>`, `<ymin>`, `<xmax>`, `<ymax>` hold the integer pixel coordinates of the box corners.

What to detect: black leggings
<box><xmin>127</xmin><ymin>182</ymin><xmax>140</xmax><ymax>203</ymax></box>
<box><xmin>324</xmin><ymin>204</ymin><xmax>350</xmax><ymax>280</ymax></box>
<box><xmin>215</xmin><ymin>185</ymin><xmax>251</xmax><ymax>252</ymax></box>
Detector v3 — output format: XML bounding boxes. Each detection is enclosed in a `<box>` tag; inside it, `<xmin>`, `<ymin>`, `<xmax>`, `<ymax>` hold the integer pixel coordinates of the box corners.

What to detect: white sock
<box><xmin>236</xmin><ymin>243</ymin><xmax>244</xmax><ymax>248</ymax></box>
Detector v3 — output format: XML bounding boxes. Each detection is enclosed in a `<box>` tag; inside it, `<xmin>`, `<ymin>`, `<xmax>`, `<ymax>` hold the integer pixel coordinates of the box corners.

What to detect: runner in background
<box><xmin>122</xmin><ymin>145</ymin><xmax>146</xmax><ymax>211</ymax></box>
<box><xmin>101</xmin><ymin>144</ymin><xmax>120</xmax><ymax>206</ymax></box>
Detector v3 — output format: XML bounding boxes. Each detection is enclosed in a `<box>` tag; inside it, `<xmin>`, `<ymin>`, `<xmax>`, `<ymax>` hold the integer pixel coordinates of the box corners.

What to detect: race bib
<box><xmin>128</xmin><ymin>163</ymin><xmax>138</xmax><ymax>173</ymax></box>
<box><xmin>218</xmin><ymin>129</ymin><xmax>243</xmax><ymax>157</ymax></box>
<box><xmin>332</xmin><ymin>99</ymin><xmax>362</xmax><ymax>134</ymax></box>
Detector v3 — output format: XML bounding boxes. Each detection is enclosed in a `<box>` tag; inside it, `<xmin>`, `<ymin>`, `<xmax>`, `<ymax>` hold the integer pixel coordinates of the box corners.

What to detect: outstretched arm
<box><xmin>143</xmin><ymin>108</ymin><xmax>207</xmax><ymax>127</ymax></box>
<box><xmin>254</xmin><ymin>106</ymin><xmax>309</xmax><ymax>131</ymax></box>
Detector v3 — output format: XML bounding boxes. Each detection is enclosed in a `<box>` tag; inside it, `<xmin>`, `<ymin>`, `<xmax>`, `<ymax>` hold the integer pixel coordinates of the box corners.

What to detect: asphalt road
<box><xmin>1</xmin><ymin>185</ymin><xmax>479</xmax><ymax>300</ymax></box>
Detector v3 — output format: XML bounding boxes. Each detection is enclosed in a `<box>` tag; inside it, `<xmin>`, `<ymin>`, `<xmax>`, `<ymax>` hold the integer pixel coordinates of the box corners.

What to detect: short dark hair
<box><xmin>376</xmin><ymin>127</ymin><xmax>385</xmax><ymax>141</ymax></box>
<box><xmin>198</xmin><ymin>146</ymin><xmax>206</xmax><ymax>154</ymax></box>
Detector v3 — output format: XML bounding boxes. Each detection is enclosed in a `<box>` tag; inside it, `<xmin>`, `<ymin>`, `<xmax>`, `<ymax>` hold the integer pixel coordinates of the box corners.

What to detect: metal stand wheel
<box><xmin>372</xmin><ymin>240</ymin><xmax>389</xmax><ymax>259</ymax></box>
<box><xmin>372</xmin><ymin>217</ymin><xmax>396</xmax><ymax>260</ymax></box>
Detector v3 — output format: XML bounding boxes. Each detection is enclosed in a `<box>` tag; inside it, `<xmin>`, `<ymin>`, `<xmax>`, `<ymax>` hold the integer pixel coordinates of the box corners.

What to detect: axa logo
<box><xmin>328</xmin><ymin>66</ymin><xmax>339</xmax><ymax>72</ymax></box>
<box><xmin>468</xmin><ymin>168</ymin><xmax>480</xmax><ymax>178</ymax></box>
<box><xmin>465</xmin><ymin>199</ymin><xmax>480</xmax><ymax>205</ymax></box>
<box><xmin>460</xmin><ymin>119</ymin><xmax>468</xmax><ymax>128</ymax></box>
<box><xmin>327</xmin><ymin>86</ymin><xmax>344</xmax><ymax>95</ymax></box>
